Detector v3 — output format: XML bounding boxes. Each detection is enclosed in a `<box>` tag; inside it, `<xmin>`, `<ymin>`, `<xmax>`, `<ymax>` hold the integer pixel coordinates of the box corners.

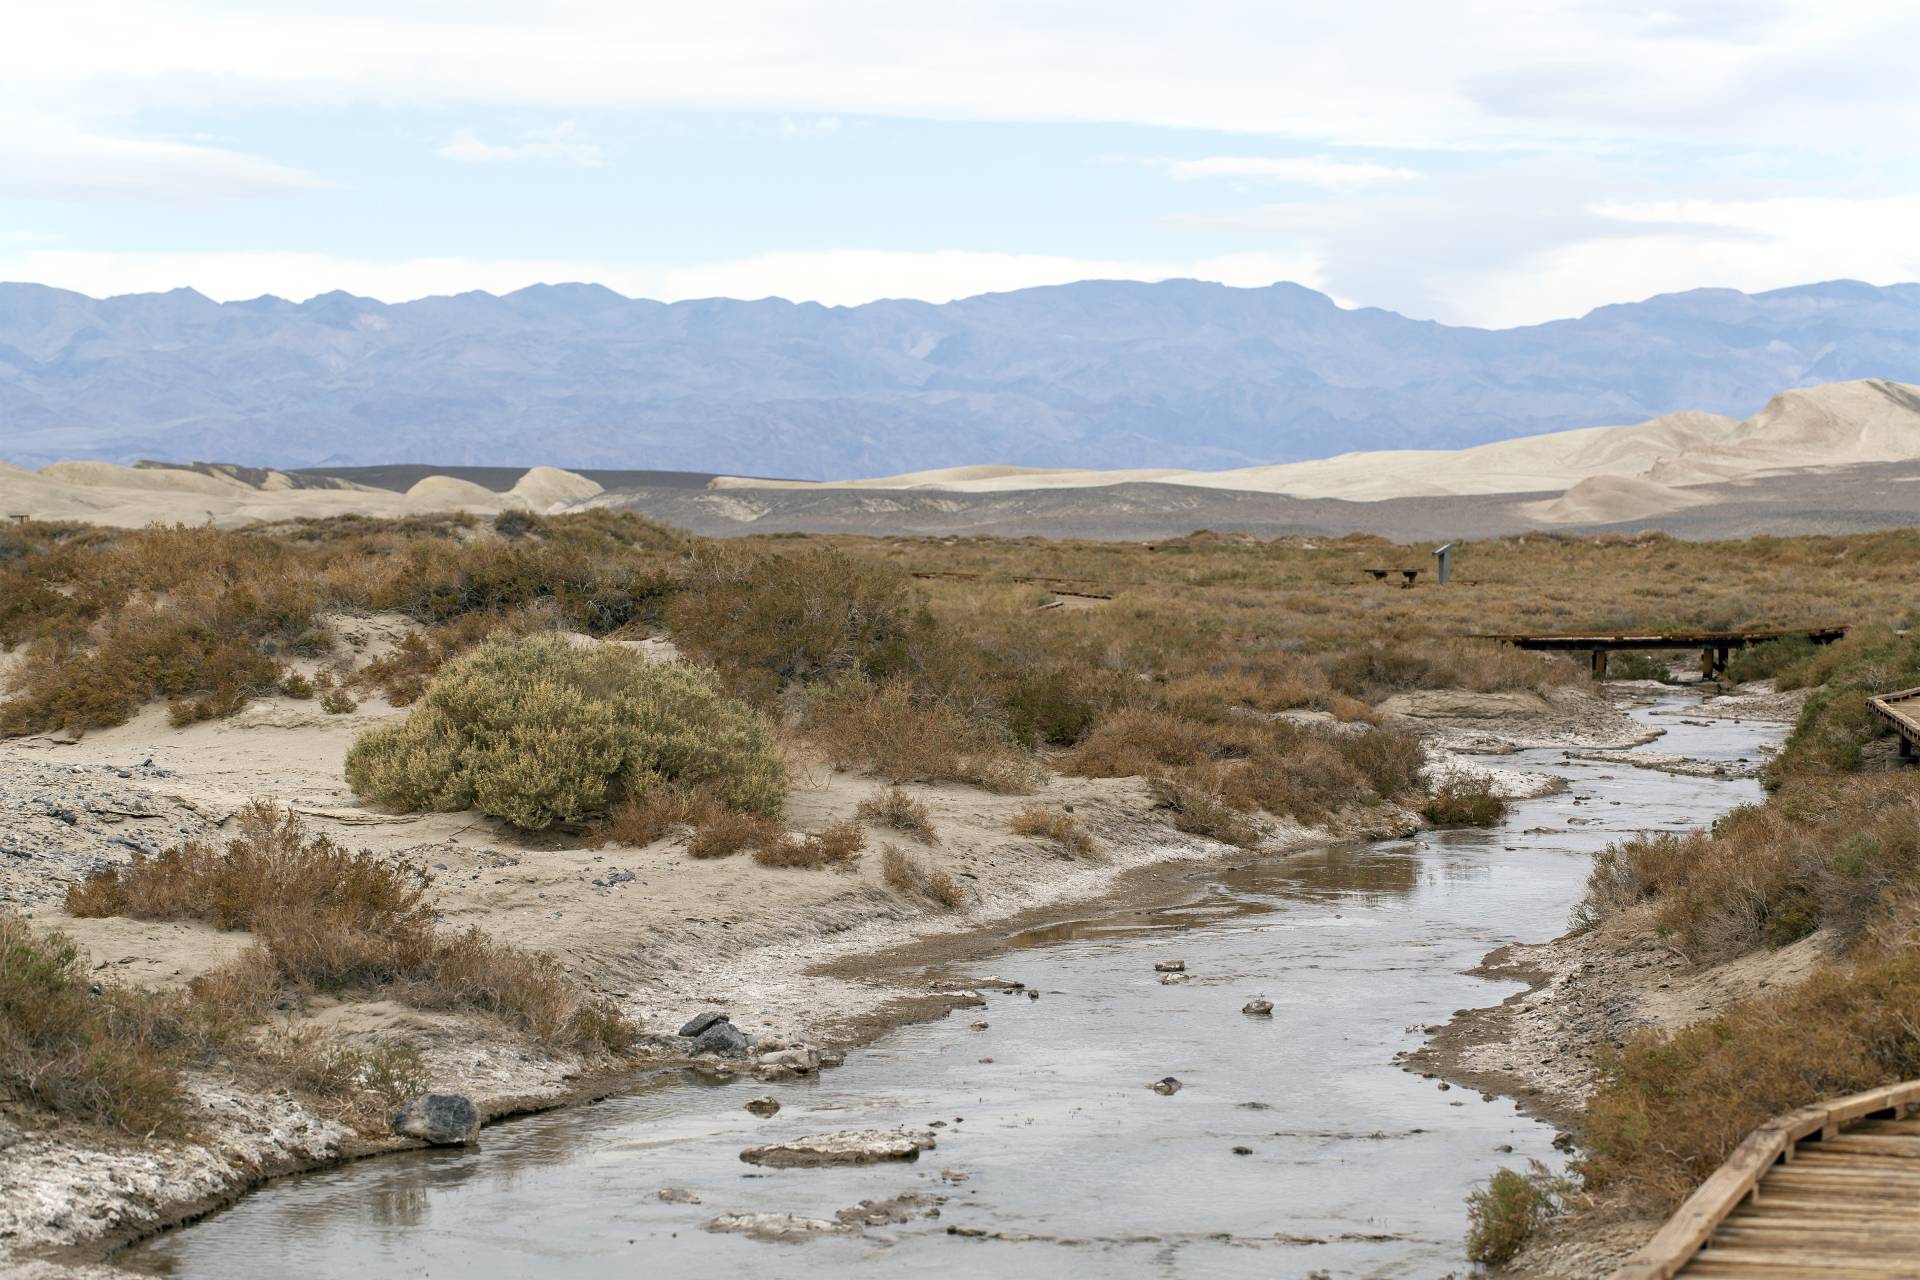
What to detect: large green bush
<box><xmin>346</xmin><ymin>633</ymin><xmax>785</xmax><ymax>830</ymax></box>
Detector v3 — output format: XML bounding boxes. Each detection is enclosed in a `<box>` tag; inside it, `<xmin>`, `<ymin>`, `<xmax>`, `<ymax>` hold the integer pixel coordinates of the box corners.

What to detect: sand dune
<box><xmin>0</xmin><ymin>464</ymin><xmax>604</xmax><ymax>528</ymax></box>
<box><xmin>713</xmin><ymin>379</ymin><xmax>1920</xmax><ymax>523</ymax></box>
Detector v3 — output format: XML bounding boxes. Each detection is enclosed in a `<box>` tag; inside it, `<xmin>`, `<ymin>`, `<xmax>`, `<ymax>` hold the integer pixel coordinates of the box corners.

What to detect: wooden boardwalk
<box><xmin>1869</xmin><ymin>686</ymin><xmax>1920</xmax><ymax>760</ymax></box>
<box><xmin>1612</xmin><ymin>1081</ymin><xmax>1920</xmax><ymax>1279</ymax></box>
<box><xmin>1476</xmin><ymin>625</ymin><xmax>1847</xmax><ymax>677</ymax></box>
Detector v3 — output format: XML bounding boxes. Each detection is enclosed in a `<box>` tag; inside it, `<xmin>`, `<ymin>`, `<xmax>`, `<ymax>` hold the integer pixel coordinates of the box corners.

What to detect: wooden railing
<box><xmin>1609</xmin><ymin>1079</ymin><xmax>1920</xmax><ymax>1278</ymax></box>
<box><xmin>1869</xmin><ymin>685</ymin><xmax>1920</xmax><ymax>759</ymax></box>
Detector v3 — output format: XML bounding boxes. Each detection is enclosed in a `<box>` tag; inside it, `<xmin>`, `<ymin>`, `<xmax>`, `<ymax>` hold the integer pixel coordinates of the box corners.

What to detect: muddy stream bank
<box><xmin>112</xmin><ymin>694</ymin><xmax>1779</xmax><ymax>1279</ymax></box>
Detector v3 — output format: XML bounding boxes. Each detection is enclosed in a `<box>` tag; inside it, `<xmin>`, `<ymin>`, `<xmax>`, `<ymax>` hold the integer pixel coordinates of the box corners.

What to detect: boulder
<box><xmin>678</xmin><ymin>1009</ymin><xmax>731</xmax><ymax>1038</ymax></box>
<box><xmin>745</xmin><ymin>1096</ymin><xmax>781</xmax><ymax>1117</ymax></box>
<box><xmin>740</xmin><ymin>1127</ymin><xmax>936</xmax><ymax>1168</ymax></box>
<box><xmin>392</xmin><ymin>1093</ymin><xmax>479</xmax><ymax>1145</ymax></box>
<box><xmin>1153</xmin><ymin>959</ymin><xmax>1185</xmax><ymax>973</ymax></box>
<box><xmin>692</xmin><ymin>1019</ymin><xmax>753</xmax><ymax>1058</ymax></box>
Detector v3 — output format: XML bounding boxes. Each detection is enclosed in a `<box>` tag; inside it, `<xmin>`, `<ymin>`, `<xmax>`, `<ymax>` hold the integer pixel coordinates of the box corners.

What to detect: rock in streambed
<box><xmin>740</xmin><ymin>1128</ymin><xmax>936</xmax><ymax>1168</ymax></box>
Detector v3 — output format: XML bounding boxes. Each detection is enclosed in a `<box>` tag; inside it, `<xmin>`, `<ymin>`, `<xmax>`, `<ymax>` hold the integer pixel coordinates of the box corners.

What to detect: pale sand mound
<box><xmin>510</xmin><ymin>465</ymin><xmax>603</xmax><ymax>508</ymax></box>
<box><xmin>1519</xmin><ymin>475</ymin><xmax>1711</xmax><ymax>525</ymax></box>
<box><xmin>716</xmin><ymin>378</ymin><xmax>1919</xmax><ymax>507</ymax></box>
<box><xmin>403</xmin><ymin>475</ymin><xmax>506</xmax><ymax>509</ymax></box>
<box><xmin>40</xmin><ymin>460</ymin><xmax>255</xmax><ymax>495</ymax></box>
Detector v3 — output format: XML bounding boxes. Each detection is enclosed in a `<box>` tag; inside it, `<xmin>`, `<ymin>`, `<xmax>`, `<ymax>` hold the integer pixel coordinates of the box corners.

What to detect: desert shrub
<box><xmin>666</xmin><ymin>544</ymin><xmax>923</xmax><ymax>702</ymax></box>
<box><xmin>0</xmin><ymin>914</ymin><xmax>215</xmax><ymax>1137</ymax></box>
<box><xmin>249</xmin><ymin>1028</ymin><xmax>428</xmax><ymax>1128</ymax></box>
<box><xmin>1064</xmin><ymin>708</ymin><xmax>1255</xmax><ymax>777</ymax></box>
<box><xmin>1009</xmin><ymin>807</ymin><xmax>1098</xmax><ymax>857</ymax></box>
<box><xmin>856</xmin><ymin>787</ymin><xmax>939</xmax><ymax>843</ymax></box>
<box><xmin>1766</xmin><ymin>627</ymin><xmax>1920</xmax><ymax>784</ymax></box>
<box><xmin>319</xmin><ymin>686</ymin><xmax>357</xmax><ymax>714</ymax></box>
<box><xmin>1464</xmin><ymin>1163</ymin><xmax>1564</xmax><ymax>1266</ymax></box>
<box><xmin>1422</xmin><ymin>776</ymin><xmax>1508</xmax><ymax>827</ymax></box>
<box><xmin>807</xmin><ymin>675</ymin><xmax>1038</xmax><ymax>793</ymax></box>
<box><xmin>1577</xmin><ymin>949</ymin><xmax>1920</xmax><ymax>1208</ymax></box>
<box><xmin>1606</xmin><ymin>650</ymin><xmax>1681</xmax><ymax>683</ymax></box>
<box><xmin>751</xmin><ymin>820</ymin><xmax>866</xmax><ymax>869</ymax></box>
<box><xmin>1001</xmin><ymin>667</ymin><xmax>1105</xmax><ymax>747</ymax></box>
<box><xmin>1723</xmin><ymin>635</ymin><xmax>1817</xmax><ymax>684</ymax></box>
<box><xmin>880</xmin><ymin>845</ymin><xmax>967</xmax><ymax>908</ymax></box>
<box><xmin>686</xmin><ymin>808</ymin><xmax>781</xmax><ymax>859</ymax></box>
<box><xmin>1576</xmin><ymin>781</ymin><xmax>1920</xmax><ymax>961</ymax></box>
<box><xmin>280</xmin><ymin>672</ymin><xmax>316</xmax><ymax>699</ymax></box>
<box><xmin>1149</xmin><ymin>778</ymin><xmax>1264</xmax><ymax>848</ymax></box>
<box><xmin>66</xmin><ymin>804</ymin><xmax>637</xmax><ymax>1053</ymax></box>
<box><xmin>346</xmin><ymin>633</ymin><xmax>785</xmax><ymax>830</ymax></box>
<box><xmin>1335</xmin><ymin>726</ymin><xmax>1425</xmax><ymax>799</ymax></box>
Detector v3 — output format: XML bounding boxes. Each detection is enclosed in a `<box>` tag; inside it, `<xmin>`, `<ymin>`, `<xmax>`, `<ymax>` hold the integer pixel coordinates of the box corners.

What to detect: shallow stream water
<box><xmin>120</xmin><ymin>695</ymin><xmax>1778</xmax><ymax>1278</ymax></box>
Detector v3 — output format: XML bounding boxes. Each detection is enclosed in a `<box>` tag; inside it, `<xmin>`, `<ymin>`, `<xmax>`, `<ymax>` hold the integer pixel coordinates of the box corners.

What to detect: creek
<box><xmin>119</xmin><ymin>694</ymin><xmax>1778</xmax><ymax>1278</ymax></box>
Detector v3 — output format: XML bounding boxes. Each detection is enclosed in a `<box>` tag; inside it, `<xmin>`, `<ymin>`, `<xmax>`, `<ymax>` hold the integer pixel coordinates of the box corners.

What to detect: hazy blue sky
<box><xmin>7</xmin><ymin>1</ymin><xmax>1920</xmax><ymax>325</ymax></box>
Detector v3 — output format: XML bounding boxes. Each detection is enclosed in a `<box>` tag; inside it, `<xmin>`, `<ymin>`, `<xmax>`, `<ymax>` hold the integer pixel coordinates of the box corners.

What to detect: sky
<box><xmin>6</xmin><ymin>0</ymin><xmax>1920</xmax><ymax>327</ymax></box>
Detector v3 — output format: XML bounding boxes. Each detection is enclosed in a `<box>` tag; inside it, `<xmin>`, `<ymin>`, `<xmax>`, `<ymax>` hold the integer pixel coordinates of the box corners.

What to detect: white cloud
<box><xmin>0</xmin><ymin>247</ymin><xmax>1325</xmax><ymax>308</ymax></box>
<box><xmin>437</xmin><ymin>122</ymin><xmax>601</xmax><ymax>165</ymax></box>
<box><xmin>7</xmin><ymin>1</ymin><xmax>1918</xmax><ymax>150</ymax></box>
<box><xmin>1163</xmin><ymin>157</ymin><xmax>1419</xmax><ymax>188</ymax></box>
<box><xmin>0</xmin><ymin>113</ymin><xmax>325</xmax><ymax>206</ymax></box>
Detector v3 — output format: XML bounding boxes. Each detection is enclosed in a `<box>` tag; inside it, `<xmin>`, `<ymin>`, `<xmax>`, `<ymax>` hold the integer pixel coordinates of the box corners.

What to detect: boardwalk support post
<box><xmin>1591</xmin><ymin>649</ymin><xmax>1608</xmax><ymax>678</ymax></box>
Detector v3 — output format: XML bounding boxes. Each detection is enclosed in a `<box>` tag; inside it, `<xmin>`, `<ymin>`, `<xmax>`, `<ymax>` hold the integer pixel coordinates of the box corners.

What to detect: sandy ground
<box><xmin>0</xmin><ymin>631</ymin><xmax>1687</xmax><ymax>1275</ymax></box>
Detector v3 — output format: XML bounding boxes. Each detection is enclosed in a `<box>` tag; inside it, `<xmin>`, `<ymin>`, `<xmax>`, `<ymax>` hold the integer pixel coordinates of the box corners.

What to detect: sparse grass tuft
<box><xmin>1009</xmin><ymin>807</ymin><xmax>1098</xmax><ymax>857</ymax></box>
<box><xmin>751</xmin><ymin>820</ymin><xmax>866</xmax><ymax>869</ymax></box>
<box><xmin>856</xmin><ymin>787</ymin><xmax>939</xmax><ymax>843</ymax></box>
<box><xmin>880</xmin><ymin>845</ymin><xmax>968</xmax><ymax>909</ymax></box>
<box><xmin>685</xmin><ymin>807</ymin><xmax>781</xmax><ymax>859</ymax></box>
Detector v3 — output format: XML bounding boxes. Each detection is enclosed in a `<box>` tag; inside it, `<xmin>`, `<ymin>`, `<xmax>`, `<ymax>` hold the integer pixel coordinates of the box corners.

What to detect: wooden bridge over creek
<box><xmin>1612</xmin><ymin>1081</ymin><xmax>1920</xmax><ymax>1278</ymax></box>
<box><xmin>1477</xmin><ymin>625</ymin><xmax>1848</xmax><ymax>678</ymax></box>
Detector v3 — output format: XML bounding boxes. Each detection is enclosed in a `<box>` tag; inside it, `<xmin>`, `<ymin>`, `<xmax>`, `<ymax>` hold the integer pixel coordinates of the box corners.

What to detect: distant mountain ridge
<box><xmin>5</xmin><ymin>277</ymin><xmax>1920</xmax><ymax>476</ymax></box>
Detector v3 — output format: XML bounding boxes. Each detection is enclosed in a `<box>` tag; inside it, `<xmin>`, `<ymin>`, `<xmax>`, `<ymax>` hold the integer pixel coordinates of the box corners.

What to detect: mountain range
<box><xmin>5</xmin><ymin>278</ymin><xmax>1920</xmax><ymax>477</ymax></box>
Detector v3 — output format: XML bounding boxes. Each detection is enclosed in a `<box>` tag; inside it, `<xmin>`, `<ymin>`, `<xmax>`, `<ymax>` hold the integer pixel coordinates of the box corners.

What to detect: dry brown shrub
<box><xmin>807</xmin><ymin>676</ymin><xmax>1038</xmax><ymax>793</ymax></box>
<box><xmin>880</xmin><ymin>845</ymin><xmax>968</xmax><ymax>909</ymax></box>
<box><xmin>1149</xmin><ymin>778</ymin><xmax>1264</xmax><ymax>849</ymax></box>
<box><xmin>0</xmin><ymin>914</ymin><xmax>217</xmax><ymax>1137</ymax></box>
<box><xmin>686</xmin><ymin>807</ymin><xmax>780</xmax><ymax>859</ymax></box>
<box><xmin>1577</xmin><ymin>780</ymin><xmax>1920</xmax><ymax>962</ymax></box>
<box><xmin>856</xmin><ymin>787</ymin><xmax>939</xmax><ymax>843</ymax></box>
<box><xmin>1008</xmin><ymin>806</ymin><xmax>1098</xmax><ymax>857</ymax></box>
<box><xmin>66</xmin><ymin>803</ymin><xmax>636</xmax><ymax>1054</ymax></box>
<box><xmin>751</xmin><ymin>820</ymin><xmax>866</xmax><ymax>869</ymax></box>
<box><xmin>1577</xmin><ymin>949</ymin><xmax>1920</xmax><ymax>1209</ymax></box>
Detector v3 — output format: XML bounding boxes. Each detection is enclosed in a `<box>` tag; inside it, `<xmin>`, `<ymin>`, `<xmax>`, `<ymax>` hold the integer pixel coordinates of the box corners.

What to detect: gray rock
<box><xmin>745</xmin><ymin>1096</ymin><xmax>781</xmax><ymax>1117</ymax></box>
<box><xmin>0</xmin><ymin>1119</ymin><xmax>22</xmax><ymax>1151</ymax></box>
<box><xmin>1242</xmin><ymin>998</ymin><xmax>1274</xmax><ymax>1016</ymax></box>
<box><xmin>1153</xmin><ymin>959</ymin><xmax>1185</xmax><ymax>973</ymax></box>
<box><xmin>740</xmin><ymin>1127</ymin><xmax>936</xmax><ymax>1168</ymax></box>
<box><xmin>678</xmin><ymin>1009</ymin><xmax>731</xmax><ymax>1038</ymax></box>
<box><xmin>692</xmin><ymin>1019</ymin><xmax>753</xmax><ymax>1058</ymax></box>
<box><xmin>1148</xmin><ymin>1076</ymin><xmax>1183</xmax><ymax>1095</ymax></box>
<box><xmin>706</xmin><ymin>1213</ymin><xmax>853</xmax><ymax>1243</ymax></box>
<box><xmin>392</xmin><ymin>1093</ymin><xmax>479</xmax><ymax>1146</ymax></box>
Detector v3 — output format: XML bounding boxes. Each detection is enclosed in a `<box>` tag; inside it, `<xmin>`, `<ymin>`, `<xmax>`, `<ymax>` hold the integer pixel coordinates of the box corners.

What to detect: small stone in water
<box><xmin>1153</xmin><ymin>959</ymin><xmax>1186</xmax><ymax>973</ymax></box>
<box><xmin>1231</xmin><ymin>1145</ymin><xmax>1252</xmax><ymax>1155</ymax></box>
<box><xmin>1148</xmin><ymin>1076</ymin><xmax>1182</xmax><ymax>1095</ymax></box>
<box><xmin>1242</xmin><ymin>998</ymin><xmax>1274</xmax><ymax>1016</ymax></box>
<box><xmin>744</xmin><ymin>1096</ymin><xmax>780</xmax><ymax>1117</ymax></box>
<box><xmin>1159</xmin><ymin>973</ymin><xmax>1189</xmax><ymax>985</ymax></box>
